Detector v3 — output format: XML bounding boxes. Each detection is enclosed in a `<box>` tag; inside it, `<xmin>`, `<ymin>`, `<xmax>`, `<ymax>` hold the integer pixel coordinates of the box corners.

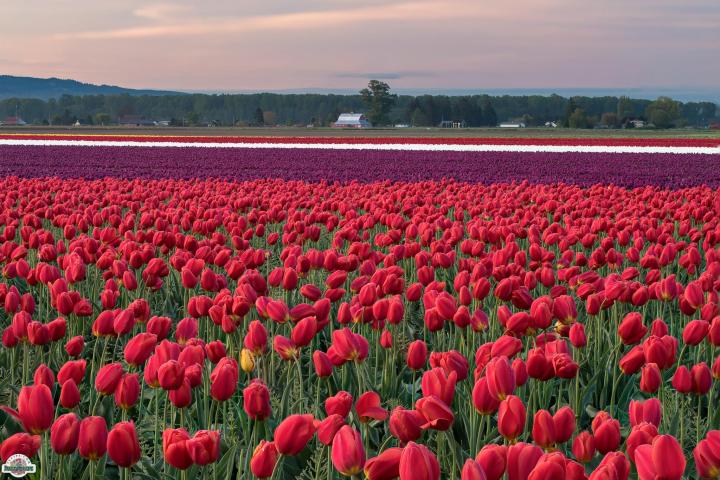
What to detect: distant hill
<box><xmin>0</xmin><ymin>75</ymin><xmax>183</xmax><ymax>100</ymax></box>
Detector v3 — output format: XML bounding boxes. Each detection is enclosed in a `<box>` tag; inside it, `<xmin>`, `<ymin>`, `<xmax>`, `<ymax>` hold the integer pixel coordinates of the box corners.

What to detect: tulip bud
<box><xmin>331</xmin><ymin>425</ymin><xmax>365</xmax><ymax>476</ymax></box>
<box><xmin>572</xmin><ymin>431</ymin><xmax>595</xmax><ymax>463</ymax></box>
<box><xmin>95</xmin><ymin>362</ymin><xmax>124</xmax><ymax>396</ymax></box>
<box><xmin>250</xmin><ymin>440</ymin><xmax>279</xmax><ymax>479</ymax></box>
<box><xmin>498</xmin><ymin>395</ymin><xmax>526</xmax><ymax>441</ymax></box>
<box><xmin>60</xmin><ymin>379</ymin><xmax>81</xmax><ymax>409</ymax></box>
<box><xmin>243</xmin><ymin>380</ymin><xmax>271</xmax><ymax>421</ymax></box>
<box><xmin>50</xmin><ymin>413</ymin><xmax>80</xmax><ymax>455</ymax></box>
<box><xmin>635</xmin><ymin>435</ymin><xmax>685</xmax><ymax>480</ymax></box>
<box><xmin>274</xmin><ymin>414</ymin><xmax>316</xmax><ymax>455</ymax></box>
<box><xmin>18</xmin><ymin>384</ymin><xmax>54</xmax><ymax>434</ymax></box>
<box><xmin>187</xmin><ymin>430</ymin><xmax>221</xmax><ymax>465</ymax></box>
<box><xmin>163</xmin><ymin>428</ymin><xmax>192</xmax><ymax>470</ymax></box>
<box><xmin>406</xmin><ymin>340</ymin><xmax>428</xmax><ymax>371</ymax></box>
<box><xmin>78</xmin><ymin>416</ymin><xmax>108</xmax><ymax>461</ymax></box>
<box><xmin>399</xmin><ymin>442</ymin><xmax>440</xmax><ymax>480</ymax></box>
<box><xmin>107</xmin><ymin>421</ymin><xmax>141</xmax><ymax>468</ymax></box>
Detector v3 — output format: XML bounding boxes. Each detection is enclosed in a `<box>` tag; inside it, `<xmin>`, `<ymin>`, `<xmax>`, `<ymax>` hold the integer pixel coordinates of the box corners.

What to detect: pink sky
<box><xmin>1</xmin><ymin>0</ymin><xmax>718</xmax><ymax>91</ymax></box>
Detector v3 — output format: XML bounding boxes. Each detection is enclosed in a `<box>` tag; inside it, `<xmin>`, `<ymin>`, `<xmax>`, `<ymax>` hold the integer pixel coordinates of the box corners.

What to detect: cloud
<box><xmin>132</xmin><ymin>4</ymin><xmax>192</xmax><ymax>22</ymax></box>
<box><xmin>52</xmin><ymin>1</ymin><xmax>503</xmax><ymax>40</ymax></box>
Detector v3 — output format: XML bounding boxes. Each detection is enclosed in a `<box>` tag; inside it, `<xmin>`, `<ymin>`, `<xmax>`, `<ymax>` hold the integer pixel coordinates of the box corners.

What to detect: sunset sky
<box><xmin>2</xmin><ymin>0</ymin><xmax>718</xmax><ymax>92</ymax></box>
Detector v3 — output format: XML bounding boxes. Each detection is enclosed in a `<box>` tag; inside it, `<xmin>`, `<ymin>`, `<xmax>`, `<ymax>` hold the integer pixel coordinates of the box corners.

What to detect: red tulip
<box><xmin>313</xmin><ymin>350</ymin><xmax>333</xmax><ymax>377</ymax></box>
<box><xmin>59</xmin><ymin>379</ymin><xmax>81</xmax><ymax>408</ymax></box>
<box><xmin>331</xmin><ymin>425</ymin><xmax>365</xmax><ymax>476</ymax></box>
<box><xmin>273</xmin><ymin>335</ymin><xmax>299</xmax><ymax>361</ymax></box>
<box><xmin>17</xmin><ymin>384</ymin><xmax>54</xmax><ymax>434</ymax></box>
<box><xmin>95</xmin><ymin>362</ymin><xmax>124</xmax><ymax>395</ymax></box>
<box><xmin>169</xmin><ymin>378</ymin><xmax>193</xmax><ymax>408</ymax></box>
<box><xmin>591</xmin><ymin>451</ymin><xmax>630</xmax><ymax>480</ymax></box>
<box><xmin>691</xmin><ymin>362</ymin><xmax>712</xmax><ymax>395</ymax></box>
<box><xmin>163</xmin><ymin>428</ymin><xmax>192</xmax><ymax>470</ymax></box>
<box><xmin>33</xmin><ymin>364</ymin><xmax>54</xmax><ymax>389</ymax></box>
<box><xmin>210</xmin><ymin>357</ymin><xmax>238</xmax><ymax>402</ymax></box>
<box><xmin>421</xmin><ymin>367</ymin><xmax>457</xmax><ymax>406</ymax></box>
<box><xmin>124</xmin><ymin>332</ymin><xmax>157</xmax><ymax>367</ymax></box>
<box><xmin>693</xmin><ymin>430</ymin><xmax>720</xmax><ymax>479</ymax></box>
<box><xmin>618</xmin><ymin>312</ymin><xmax>647</xmax><ymax>345</ymax></box>
<box><xmin>326</xmin><ymin>391</ymin><xmax>353</xmax><ymax>418</ymax></box>
<box><xmin>619</xmin><ymin>345</ymin><xmax>646</xmax><ymax>375</ymax></box>
<box><xmin>407</xmin><ymin>340</ymin><xmax>428</xmax><ymax>370</ymax></box>
<box><xmin>243</xmin><ymin>380</ymin><xmax>271</xmax><ymax>421</ymax></box>
<box><xmin>683</xmin><ymin>319</ymin><xmax>709</xmax><ymax>346</ymax></box>
<box><xmin>532</xmin><ymin>410</ymin><xmax>556</xmax><ymax>449</ymax></box>
<box><xmin>389</xmin><ymin>406</ymin><xmax>424</xmax><ymax>444</ymax></box>
<box><xmin>672</xmin><ymin>365</ymin><xmax>692</xmax><ymax>394</ymax></box>
<box><xmin>50</xmin><ymin>413</ymin><xmax>80</xmax><ymax>455</ymax></box>
<box><xmin>57</xmin><ymin>359</ymin><xmax>86</xmax><ymax>385</ymax></box>
<box><xmin>158</xmin><ymin>360</ymin><xmax>185</xmax><ymax>391</ymax></box>
<box><xmin>415</xmin><ymin>395</ymin><xmax>454</xmax><ymax>431</ymax></box>
<box><xmin>640</xmin><ymin>363</ymin><xmax>661</xmax><ymax>393</ymax></box>
<box><xmin>399</xmin><ymin>442</ymin><xmax>440</xmax><ymax>480</ymax></box>
<box><xmin>476</xmin><ymin>444</ymin><xmax>508</xmax><ymax>480</ymax></box>
<box><xmin>635</xmin><ymin>435</ymin><xmax>685</xmax><ymax>480</ymax></box>
<box><xmin>274</xmin><ymin>414</ymin><xmax>316</xmax><ymax>455</ymax></box>
<box><xmin>572</xmin><ymin>431</ymin><xmax>595</xmax><ymax>463</ymax></box>
<box><xmin>187</xmin><ymin>430</ymin><xmax>221</xmax><ymax>465</ymax></box>
<box><xmin>626</xmin><ymin>423</ymin><xmax>658</xmax><ymax>462</ymax></box>
<box><xmin>332</xmin><ymin>328</ymin><xmax>369</xmax><ymax>362</ymax></box>
<box><xmin>553</xmin><ymin>406</ymin><xmax>575</xmax><ymax>444</ymax></box>
<box><xmin>485</xmin><ymin>356</ymin><xmax>515</xmax><ymax>400</ymax></box>
<box><xmin>78</xmin><ymin>416</ymin><xmax>108</xmax><ymax>461</ymax></box>
<box><xmin>569</xmin><ymin>323</ymin><xmax>587</xmax><ymax>348</ymax></box>
<box><xmin>591</xmin><ymin>412</ymin><xmax>620</xmax><ymax>454</ymax></box>
<box><xmin>472</xmin><ymin>377</ymin><xmax>501</xmax><ymax>414</ymax></box>
<box><xmin>356</xmin><ymin>391</ymin><xmax>388</xmax><ymax>423</ymax></box>
<box><xmin>107</xmin><ymin>421</ymin><xmax>141</xmax><ymax>468</ymax></box>
<box><xmin>506</xmin><ymin>442</ymin><xmax>543</xmax><ymax>480</ymax></box>
<box><xmin>498</xmin><ymin>395</ymin><xmax>526</xmax><ymax>441</ymax></box>
<box><xmin>629</xmin><ymin>398</ymin><xmax>661</xmax><ymax>427</ymax></box>
<box><xmin>317</xmin><ymin>414</ymin><xmax>346</xmax><ymax>446</ymax></box>
<box><xmin>250</xmin><ymin>440</ymin><xmax>278</xmax><ymax>479</ymax></box>
<box><xmin>365</xmin><ymin>447</ymin><xmax>402</xmax><ymax>480</ymax></box>
<box><xmin>0</xmin><ymin>433</ymin><xmax>41</xmax><ymax>463</ymax></box>
<box><xmin>114</xmin><ymin>373</ymin><xmax>140</xmax><ymax>410</ymax></box>
<box><xmin>462</xmin><ymin>459</ymin><xmax>488</xmax><ymax>480</ymax></box>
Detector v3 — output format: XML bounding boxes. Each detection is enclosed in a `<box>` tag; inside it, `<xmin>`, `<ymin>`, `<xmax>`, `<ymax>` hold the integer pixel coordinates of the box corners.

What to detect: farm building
<box><xmin>439</xmin><ymin>120</ymin><xmax>467</xmax><ymax>128</ymax></box>
<box><xmin>0</xmin><ymin>116</ymin><xmax>27</xmax><ymax>126</ymax></box>
<box><xmin>332</xmin><ymin>113</ymin><xmax>371</xmax><ymax>128</ymax></box>
<box><xmin>499</xmin><ymin>122</ymin><xmax>526</xmax><ymax>128</ymax></box>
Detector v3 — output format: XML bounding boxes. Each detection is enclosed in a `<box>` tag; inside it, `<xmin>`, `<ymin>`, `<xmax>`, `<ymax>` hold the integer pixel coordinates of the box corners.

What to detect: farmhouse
<box><xmin>0</xmin><ymin>116</ymin><xmax>27</xmax><ymax>126</ymax></box>
<box><xmin>332</xmin><ymin>113</ymin><xmax>371</xmax><ymax>128</ymax></box>
<box><xmin>439</xmin><ymin>120</ymin><xmax>467</xmax><ymax>128</ymax></box>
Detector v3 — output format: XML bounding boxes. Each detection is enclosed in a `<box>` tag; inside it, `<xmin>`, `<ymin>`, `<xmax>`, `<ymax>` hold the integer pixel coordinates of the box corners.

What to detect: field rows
<box><xmin>0</xmin><ymin>138</ymin><xmax>718</xmax><ymax>480</ymax></box>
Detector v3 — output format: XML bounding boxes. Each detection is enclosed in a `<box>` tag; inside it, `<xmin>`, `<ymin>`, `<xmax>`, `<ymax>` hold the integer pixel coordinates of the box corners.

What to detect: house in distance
<box><xmin>332</xmin><ymin>113</ymin><xmax>372</xmax><ymax>128</ymax></box>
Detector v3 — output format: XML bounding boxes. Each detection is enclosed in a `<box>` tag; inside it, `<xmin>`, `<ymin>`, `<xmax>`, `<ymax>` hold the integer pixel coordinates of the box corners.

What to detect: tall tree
<box><xmin>481</xmin><ymin>100</ymin><xmax>497</xmax><ymax>127</ymax></box>
<box><xmin>360</xmin><ymin>80</ymin><xmax>396</xmax><ymax>126</ymax></box>
<box><xmin>254</xmin><ymin>107</ymin><xmax>264</xmax><ymax>125</ymax></box>
<box><xmin>562</xmin><ymin>98</ymin><xmax>577</xmax><ymax>127</ymax></box>
<box><xmin>645</xmin><ymin>96</ymin><xmax>681</xmax><ymax>128</ymax></box>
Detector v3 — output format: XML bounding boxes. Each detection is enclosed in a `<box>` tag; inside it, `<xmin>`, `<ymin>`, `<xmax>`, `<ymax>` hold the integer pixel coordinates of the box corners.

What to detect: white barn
<box><xmin>332</xmin><ymin>113</ymin><xmax>372</xmax><ymax>128</ymax></box>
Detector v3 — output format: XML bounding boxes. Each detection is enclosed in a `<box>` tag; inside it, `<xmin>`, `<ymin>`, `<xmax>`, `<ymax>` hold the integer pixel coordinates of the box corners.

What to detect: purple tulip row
<box><xmin>1</xmin><ymin>145</ymin><xmax>719</xmax><ymax>188</ymax></box>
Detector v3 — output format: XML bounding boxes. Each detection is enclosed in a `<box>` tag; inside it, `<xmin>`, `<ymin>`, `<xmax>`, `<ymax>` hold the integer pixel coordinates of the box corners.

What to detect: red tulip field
<box><xmin>1</xmin><ymin>134</ymin><xmax>720</xmax><ymax>479</ymax></box>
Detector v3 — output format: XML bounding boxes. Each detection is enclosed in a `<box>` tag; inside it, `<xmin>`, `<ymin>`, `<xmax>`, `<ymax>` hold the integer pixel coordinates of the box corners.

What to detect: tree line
<box><xmin>1</xmin><ymin>81</ymin><xmax>717</xmax><ymax>128</ymax></box>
